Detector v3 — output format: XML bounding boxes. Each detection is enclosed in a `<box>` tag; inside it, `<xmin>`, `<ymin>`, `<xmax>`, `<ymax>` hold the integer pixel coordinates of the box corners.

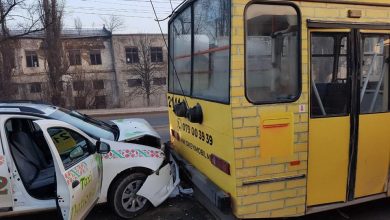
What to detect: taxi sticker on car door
<box><xmin>51</xmin><ymin>129</ymin><xmax>77</xmax><ymax>153</ymax></box>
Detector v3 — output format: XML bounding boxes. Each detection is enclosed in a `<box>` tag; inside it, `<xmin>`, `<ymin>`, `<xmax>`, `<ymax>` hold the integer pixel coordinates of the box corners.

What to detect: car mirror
<box><xmin>69</xmin><ymin>146</ymin><xmax>84</xmax><ymax>160</ymax></box>
<box><xmin>96</xmin><ymin>140</ymin><xmax>110</xmax><ymax>154</ymax></box>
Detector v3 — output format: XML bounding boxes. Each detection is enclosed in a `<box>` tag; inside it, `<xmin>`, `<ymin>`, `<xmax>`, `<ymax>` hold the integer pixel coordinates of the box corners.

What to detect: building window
<box><xmin>74</xmin><ymin>97</ymin><xmax>86</xmax><ymax>109</ymax></box>
<box><xmin>8</xmin><ymin>51</ymin><xmax>16</xmax><ymax>69</ymax></box>
<box><xmin>128</xmin><ymin>79</ymin><xmax>142</xmax><ymax>87</ymax></box>
<box><xmin>30</xmin><ymin>83</ymin><xmax>41</xmax><ymax>93</ymax></box>
<box><xmin>125</xmin><ymin>47</ymin><xmax>139</xmax><ymax>64</ymax></box>
<box><xmin>58</xmin><ymin>83</ymin><xmax>64</xmax><ymax>92</ymax></box>
<box><xmin>93</xmin><ymin>80</ymin><xmax>104</xmax><ymax>90</ymax></box>
<box><xmin>94</xmin><ymin>96</ymin><xmax>106</xmax><ymax>109</ymax></box>
<box><xmin>68</xmin><ymin>50</ymin><xmax>82</xmax><ymax>66</ymax></box>
<box><xmin>153</xmin><ymin>77</ymin><xmax>166</xmax><ymax>85</ymax></box>
<box><xmin>90</xmin><ymin>50</ymin><xmax>102</xmax><ymax>65</ymax></box>
<box><xmin>26</xmin><ymin>51</ymin><xmax>39</xmax><ymax>67</ymax></box>
<box><xmin>245</xmin><ymin>3</ymin><xmax>300</xmax><ymax>104</ymax></box>
<box><xmin>150</xmin><ymin>47</ymin><xmax>163</xmax><ymax>63</ymax></box>
<box><xmin>10</xmin><ymin>83</ymin><xmax>18</xmax><ymax>95</ymax></box>
<box><xmin>73</xmin><ymin>81</ymin><xmax>85</xmax><ymax>91</ymax></box>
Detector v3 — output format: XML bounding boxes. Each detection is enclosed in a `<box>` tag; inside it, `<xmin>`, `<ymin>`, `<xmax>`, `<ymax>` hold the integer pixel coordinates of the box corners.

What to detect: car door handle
<box><xmin>72</xmin><ymin>180</ymin><xmax>80</xmax><ymax>188</ymax></box>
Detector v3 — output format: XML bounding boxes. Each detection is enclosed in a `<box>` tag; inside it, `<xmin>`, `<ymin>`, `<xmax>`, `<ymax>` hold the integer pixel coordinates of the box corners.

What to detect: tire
<box><xmin>108</xmin><ymin>172</ymin><xmax>151</xmax><ymax>219</ymax></box>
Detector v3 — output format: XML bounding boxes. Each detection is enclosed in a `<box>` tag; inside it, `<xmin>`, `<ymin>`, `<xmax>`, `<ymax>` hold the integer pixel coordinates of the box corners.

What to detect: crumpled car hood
<box><xmin>110</xmin><ymin>118</ymin><xmax>161</xmax><ymax>142</ymax></box>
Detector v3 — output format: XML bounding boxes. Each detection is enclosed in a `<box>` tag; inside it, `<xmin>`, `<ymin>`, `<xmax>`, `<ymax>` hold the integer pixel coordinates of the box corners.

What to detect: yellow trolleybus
<box><xmin>166</xmin><ymin>0</ymin><xmax>390</xmax><ymax>218</ymax></box>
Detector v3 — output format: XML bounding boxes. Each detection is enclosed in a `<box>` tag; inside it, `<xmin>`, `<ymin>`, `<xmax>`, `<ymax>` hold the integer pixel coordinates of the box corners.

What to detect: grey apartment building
<box><xmin>4</xmin><ymin>28</ymin><xmax>168</xmax><ymax>109</ymax></box>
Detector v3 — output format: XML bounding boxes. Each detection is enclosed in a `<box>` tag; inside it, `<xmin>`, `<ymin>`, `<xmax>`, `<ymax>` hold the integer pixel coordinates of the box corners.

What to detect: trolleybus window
<box><xmin>245</xmin><ymin>4</ymin><xmax>299</xmax><ymax>104</ymax></box>
<box><xmin>360</xmin><ymin>34</ymin><xmax>390</xmax><ymax>114</ymax></box>
<box><xmin>192</xmin><ymin>0</ymin><xmax>230</xmax><ymax>103</ymax></box>
<box><xmin>169</xmin><ymin>0</ymin><xmax>231</xmax><ymax>103</ymax></box>
<box><xmin>310</xmin><ymin>33</ymin><xmax>350</xmax><ymax>117</ymax></box>
<box><xmin>169</xmin><ymin>7</ymin><xmax>192</xmax><ymax>95</ymax></box>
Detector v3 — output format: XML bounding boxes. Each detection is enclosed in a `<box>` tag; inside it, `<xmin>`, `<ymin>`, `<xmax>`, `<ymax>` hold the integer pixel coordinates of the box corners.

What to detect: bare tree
<box><xmin>101</xmin><ymin>15</ymin><xmax>124</xmax><ymax>33</ymax></box>
<box><xmin>70</xmin><ymin>67</ymin><xmax>101</xmax><ymax>109</ymax></box>
<box><xmin>74</xmin><ymin>17</ymin><xmax>82</xmax><ymax>35</ymax></box>
<box><xmin>0</xmin><ymin>0</ymin><xmax>46</xmax><ymax>41</ymax></box>
<box><xmin>127</xmin><ymin>35</ymin><xmax>166</xmax><ymax>107</ymax></box>
<box><xmin>40</xmin><ymin>0</ymin><xmax>68</xmax><ymax>106</ymax></box>
<box><xmin>0</xmin><ymin>0</ymin><xmax>46</xmax><ymax>100</ymax></box>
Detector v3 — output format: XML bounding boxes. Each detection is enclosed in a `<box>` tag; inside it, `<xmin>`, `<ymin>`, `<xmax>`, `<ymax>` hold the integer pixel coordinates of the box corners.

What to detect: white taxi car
<box><xmin>0</xmin><ymin>108</ymin><xmax>179</xmax><ymax>219</ymax></box>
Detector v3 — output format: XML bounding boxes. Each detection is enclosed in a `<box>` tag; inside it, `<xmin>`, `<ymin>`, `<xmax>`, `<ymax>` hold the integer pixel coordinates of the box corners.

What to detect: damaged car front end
<box><xmin>99</xmin><ymin>140</ymin><xmax>180</xmax><ymax>218</ymax></box>
<box><xmin>137</xmin><ymin>150</ymin><xmax>180</xmax><ymax>207</ymax></box>
<box><xmin>110</xmin><ymin>118</ymin><xmax>162</xmax><ymax>148</ymax></box>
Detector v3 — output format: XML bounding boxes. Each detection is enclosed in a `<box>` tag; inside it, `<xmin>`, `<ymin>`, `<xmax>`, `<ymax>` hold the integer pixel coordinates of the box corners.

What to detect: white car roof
<box><xmin>0</xmin><ymin>102</ymin><xmax>57</xmax><ymax>116</ymax></box>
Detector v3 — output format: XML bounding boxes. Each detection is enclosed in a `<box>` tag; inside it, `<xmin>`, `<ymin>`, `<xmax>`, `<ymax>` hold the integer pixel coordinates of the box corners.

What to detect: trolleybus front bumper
<box><xmin>165</xmin><ymin>142</ymin><xmax>232</xmax><ymax>216</ymax></box>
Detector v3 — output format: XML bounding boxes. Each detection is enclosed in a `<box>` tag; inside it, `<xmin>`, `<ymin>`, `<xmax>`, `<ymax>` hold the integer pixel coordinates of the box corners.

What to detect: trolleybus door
<box><xmin>308</xmin><ymin>29</ymin><xmax>390</xmax><ymax>206</ymax></box>
<box><xmin>354</xmin><ymin>31</ymin><xmax>390</xmax><ymax>198</ymax></box>
<box><xmin>308</xmin><ymin>30</ymin><xmax>351</xmax><ymax>206</ymax></box>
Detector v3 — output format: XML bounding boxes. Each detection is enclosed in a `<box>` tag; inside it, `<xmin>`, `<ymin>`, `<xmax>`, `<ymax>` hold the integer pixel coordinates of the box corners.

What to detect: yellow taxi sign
<box><xmin>51</xmin><ymin>129</ymin><xmax>77</xmax><ymax>153</ymax></box>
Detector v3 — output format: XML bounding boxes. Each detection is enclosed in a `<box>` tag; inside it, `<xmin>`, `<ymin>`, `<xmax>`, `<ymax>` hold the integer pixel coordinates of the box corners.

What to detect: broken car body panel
<box><xmin>111</xmin><ymin>118</ymin><xmax>161</xmax><ymax>142</ymax></box>
<box><xmin>97</xmin><ymin>139</ymin><xmax>180</xmax><ymax>205</ymax></box>
<box><xmin>137</xmin><ymin>156</ymin><xmax>180</xmax><ymax>207</ymax></box>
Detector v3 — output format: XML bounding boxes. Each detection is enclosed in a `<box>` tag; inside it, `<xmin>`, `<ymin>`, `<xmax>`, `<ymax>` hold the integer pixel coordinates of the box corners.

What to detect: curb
<box><xmin>80</xmin><ymin>106</ymin><xmax>169</xmax><ymax>117</ymax></box>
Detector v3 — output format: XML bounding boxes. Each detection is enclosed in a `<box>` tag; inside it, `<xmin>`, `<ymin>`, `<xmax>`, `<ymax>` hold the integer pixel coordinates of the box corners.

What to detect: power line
<box><xmin>75</xmin><ymin>0</ymin><xmax>176</xmax><ymax>9</ymax></box>
<box><xmin>122</xmin><ymin>0</ymin><xmax>182</xmax><ymax>3</ymax></box>
<box><xmin>149</xmin><ymin>0</ymin><xmax>190</xmax><ymax>108</ymax></box>
<box><xmin>64</xmin><ymin>10</ymin><xmax>156</xmax><ymax>19</ymax></box>
<box><xmin>84</xmin><ymin>0</ymin><xmax>183</xmax><ymax>4</ymax></box>
<box><xmin>169</xmin><ymin>0</ymin><xmax>174</xmax><ymax>11</ymax></box>
<box><xmin>67</xmin><ymin>6</ymin><xmax>173</xmax><ymax>14</ymax></box>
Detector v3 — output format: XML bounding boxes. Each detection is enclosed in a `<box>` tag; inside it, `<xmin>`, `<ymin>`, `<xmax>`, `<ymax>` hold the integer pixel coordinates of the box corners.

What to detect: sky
<box><xmin>63</xmin><ymin>0</ymin><xmax>183</xmax><ymax>33</ymax></box>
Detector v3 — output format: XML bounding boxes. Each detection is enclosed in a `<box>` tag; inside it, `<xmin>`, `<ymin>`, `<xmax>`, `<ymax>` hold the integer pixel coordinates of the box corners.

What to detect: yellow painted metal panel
<box><xmin>167</xmin><ymin>94</ymin><xmax>237</xmax><ymax>196</ymax></box>
<box><xmin>360</xmin><ymin>30</ymin><xmax>390</xmax><ymax>34</ymax></box>
<box><xmin>307</xmin><ymin>117</ymin><xmax>350</xmax><ymax>206</ymax></box>
<box><xmin>260</xmin><ymin>113</ymin><xmax>294</xmax><ymax>158</ymax></box>
<box><xmin>355</xmin><ymin>113</ymin><xmax>390</xmax><ymax>198</ymax></box>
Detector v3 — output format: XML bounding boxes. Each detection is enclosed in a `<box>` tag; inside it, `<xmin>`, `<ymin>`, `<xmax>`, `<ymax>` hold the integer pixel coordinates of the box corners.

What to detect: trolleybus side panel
<box><xmin>168</xmin><ymin>0</ymin><xmax>390</xmax><ymax>218</ymax></box>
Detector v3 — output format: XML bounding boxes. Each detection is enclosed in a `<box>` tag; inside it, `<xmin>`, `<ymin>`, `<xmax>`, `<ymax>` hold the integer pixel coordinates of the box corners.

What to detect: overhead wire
<box><xmin>169</xmin><ymin>0</ymin><xmax>174</xmax><ymax>11</ymax></box>
<box><xmin>66</xmin><ymin>6</ymin><xmax>173</xmax><ymax>14</ymax></box>
<box><xmin>119</xmin><ymin>0</ymin><xmax>183</xmax><ymax>4</ymax></box>
<box><xmin>153</xmin><ymin>0</ymin><xmax>186</xmax><ymax>22</ymax></box>
<box><xmin>79</xmin><ymin>0</ymin><xmax>169</xmax><ymax>9</ymax></box>
<box><xmin>64</xmin><ymin>10</ymin><xmax>155</xmax><ymax>19</ymax></box>
<box><xmin>149</xmin><ymin>0</ymin><xmax>190</xmax><ymax>109</ymax></box>
<box><xmin>65</xmin><ymin>0</ymin><xmax>179</xmax><ymax>20</ymax></box>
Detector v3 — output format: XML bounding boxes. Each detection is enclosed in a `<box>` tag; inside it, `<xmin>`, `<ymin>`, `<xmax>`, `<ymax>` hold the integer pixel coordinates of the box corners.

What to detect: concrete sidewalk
<box><xmin>79</xmin><ymin>106</ymin><xmax>168</xmax><ymax>117</ymax></box>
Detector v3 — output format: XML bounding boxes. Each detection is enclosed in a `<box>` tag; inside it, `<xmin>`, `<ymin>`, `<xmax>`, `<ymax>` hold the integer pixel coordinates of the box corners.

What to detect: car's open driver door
<box><xmin>34</xmin><ymin>119</ymin><xmax>103</xmax><ymax>220</ymax></box>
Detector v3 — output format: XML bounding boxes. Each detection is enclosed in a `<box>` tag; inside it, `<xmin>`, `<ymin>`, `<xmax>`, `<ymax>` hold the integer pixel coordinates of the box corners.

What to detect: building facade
<box><xmin>5</xmin><ymin>29</ymin><xmax>168</xmax><ymax>109</ymax></box>
<box><xmin>112</xmin><ymin>34</ymin><xmax>168</xmax><ymax>108</ymax></box>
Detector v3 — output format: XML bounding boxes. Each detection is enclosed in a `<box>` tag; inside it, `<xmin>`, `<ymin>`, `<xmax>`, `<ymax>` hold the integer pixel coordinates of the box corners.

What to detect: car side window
<box><xmin>47</xmin><ymin>127</ymin><xmax>92</xmax><ymax>169</ymax></box>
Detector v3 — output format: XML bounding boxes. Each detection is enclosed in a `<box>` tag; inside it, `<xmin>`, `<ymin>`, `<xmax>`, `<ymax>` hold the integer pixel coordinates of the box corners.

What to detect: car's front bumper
<box><xmin>136</xmin><ymin>154</ymin><xmax>180</xmax><ymax>207</ymax></box>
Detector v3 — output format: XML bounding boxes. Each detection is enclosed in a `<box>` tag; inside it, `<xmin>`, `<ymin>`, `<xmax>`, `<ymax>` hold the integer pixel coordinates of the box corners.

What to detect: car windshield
<box><xmin>49</xmin><ymin>108</ymin><xmax>118</xmax><ymax>141</ymax></box>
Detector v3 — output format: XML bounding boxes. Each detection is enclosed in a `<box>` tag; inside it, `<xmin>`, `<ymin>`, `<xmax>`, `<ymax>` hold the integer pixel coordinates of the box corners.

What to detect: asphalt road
<box><xmin>5</xmin><ymin>197</ymin><xmax>214</xmax><ymax>220</ymax></box>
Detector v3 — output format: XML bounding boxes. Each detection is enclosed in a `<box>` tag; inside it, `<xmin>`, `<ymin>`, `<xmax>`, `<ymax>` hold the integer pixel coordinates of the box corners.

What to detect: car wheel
<box><xmin>108</xmin><ymin>172</ymin><xmax>151</xmax><ymax>219</ymax></box>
